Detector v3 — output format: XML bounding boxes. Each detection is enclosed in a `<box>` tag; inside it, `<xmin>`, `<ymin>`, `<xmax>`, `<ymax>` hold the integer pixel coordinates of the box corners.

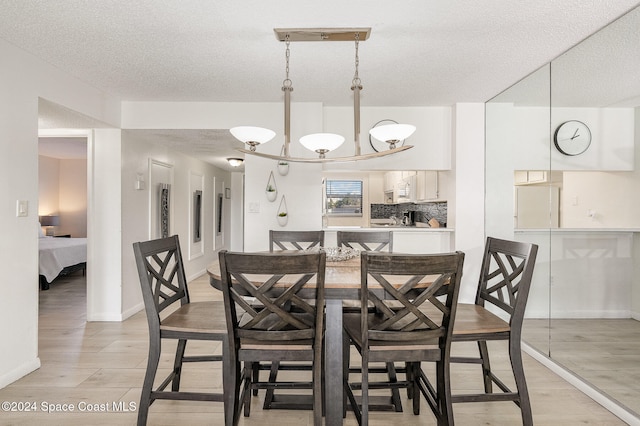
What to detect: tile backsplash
<box><xmin>371</xmin><ymin>202</ymin><xmax>448</xmax><ymax>227</ymax></box>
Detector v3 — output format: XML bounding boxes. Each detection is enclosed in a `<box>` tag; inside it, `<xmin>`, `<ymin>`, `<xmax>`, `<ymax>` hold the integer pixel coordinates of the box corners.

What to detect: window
<box><xmin>326</xmin><ymin>180</ymin><xmax>362</xmax><ymax>216</ymax></box>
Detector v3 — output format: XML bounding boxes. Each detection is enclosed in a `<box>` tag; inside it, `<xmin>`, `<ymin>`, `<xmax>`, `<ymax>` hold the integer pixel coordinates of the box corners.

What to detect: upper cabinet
<box><xmin>379</xmin><ymin>170</ymin><xmax>439</xmax><ymax>203</ymax></box>
<box><xmin>416</xmin><ymin>170</ymin><xmax>438</xmax><ymax>201</ymax></box>
<box><xmin>514</xmin><ymin>170</ymin><xmax>562</xmax><ymax>186</ymax></box>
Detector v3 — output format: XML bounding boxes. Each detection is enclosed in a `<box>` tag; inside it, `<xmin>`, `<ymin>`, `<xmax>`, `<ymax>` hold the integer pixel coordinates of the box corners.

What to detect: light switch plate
<box><xmin>248</xmin><ymin>202</ymin><xmax>260</xmax><ymax>213</ymax></box>
<box><xmin>16</xmin><ymin>200</ymin><xmax>28</xmax><ymax>217</ymax></box>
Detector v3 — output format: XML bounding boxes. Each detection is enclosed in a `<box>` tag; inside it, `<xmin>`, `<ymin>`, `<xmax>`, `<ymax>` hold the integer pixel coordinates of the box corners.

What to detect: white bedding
<box><xmin>38</xmin><ymin>237</ymin><xmax>87</xmax><ymax>283</ymax></box>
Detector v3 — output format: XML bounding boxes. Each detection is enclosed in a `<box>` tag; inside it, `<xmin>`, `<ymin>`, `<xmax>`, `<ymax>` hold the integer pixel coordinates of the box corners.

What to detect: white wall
<box><xmin>59</xmin><ymin>159</ymin><xmax>88</xmax><ymax>238</ymax></box>
<box><xmin>88</xmin><ymin>129</ymin><xmax>123</xmax><ymax>321</ymax></box>
<box><xmin>38</xmin><ymin>155</ymin><xmax>59</xmax><ymax>217</ymax></box>
<box><xmin>0</xmin><ymin>38</ymin><xmax>120</xmax><ymax>388</ymax></box>
<box><xmin>38</xmin><ymin>156</ymin><xmax>88</xmax><ymax>237</ymax></box>
<box><xmin>453</xmin><ymin>103</ymin><xmax>486</xmax><ymax>303</ymax></box>
<box><xmin>120</xmin><ymin>133</ymin><xmax>231</xmax><ymax>317</ymax></box>
<box><xmin>323</xmin><ymin>106</ymin><xmax>452</xmax><ymax>171</ymax></box>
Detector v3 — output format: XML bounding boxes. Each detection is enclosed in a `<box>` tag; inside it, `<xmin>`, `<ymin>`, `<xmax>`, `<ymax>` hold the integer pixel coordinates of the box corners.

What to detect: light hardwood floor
<box><xmin>524</xmin><ymin>318</ymin><xmax>640</xmax><ymax>416</ymax></box>
<box><xmin>0</xmin><ymin>273</ymin><xmax>628</xmax><ymax>425</ymax></box>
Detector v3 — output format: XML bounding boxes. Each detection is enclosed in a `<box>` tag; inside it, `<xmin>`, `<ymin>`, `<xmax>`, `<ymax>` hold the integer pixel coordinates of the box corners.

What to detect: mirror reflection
<box><xmin>489</xmin><ymin>5</ymin><xmax>640</xmax><ymax>417</ymax></box>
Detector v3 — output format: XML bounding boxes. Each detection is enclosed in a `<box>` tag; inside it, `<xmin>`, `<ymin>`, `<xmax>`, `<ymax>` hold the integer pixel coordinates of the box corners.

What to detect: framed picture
<box><xmin>159</xmin><ymin>183</ymin><xmax>171</xmax><ymax>238</ymax></box>
<box><xmin>216</xmin><ymin>193</ymin><xmax>223</xmax><ymax>236</ymax></box>
<box><xmin>225</xmin><ymin>188</ymin><xmax>231</xmax><ymax>199</ymax></box>
<box><xmin>193</xmin><ymin>190</ymin><xmax>202</xmax><ymax>242</ymax></box>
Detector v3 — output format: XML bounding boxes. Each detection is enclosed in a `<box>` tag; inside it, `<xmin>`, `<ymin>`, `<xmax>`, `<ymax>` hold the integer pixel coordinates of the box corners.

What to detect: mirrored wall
<box><xmin>486</xmin><ymin>5</ymin><xmax>640</xmax><ymax>417</ymax></box>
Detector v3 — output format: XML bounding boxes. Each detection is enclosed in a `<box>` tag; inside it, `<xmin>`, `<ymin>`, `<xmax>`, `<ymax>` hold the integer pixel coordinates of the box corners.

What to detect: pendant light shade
<box><xmin>368</xmin><ymin>123</ymin><xmax>416</xmax><ymax>149</ymax></box>
<box><xmin>299</xmin><ymin>133</ymin><xmax>345</xmax><ymax>158</ymax></box>
<box><xmin>230</xmin><ymin>126</ymin><xmax>276</xmax><ymax>151</ymax></box>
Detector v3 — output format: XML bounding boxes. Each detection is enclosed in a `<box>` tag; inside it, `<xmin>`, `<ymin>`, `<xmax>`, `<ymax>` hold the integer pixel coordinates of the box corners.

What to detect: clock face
<box><xmin>554</xmin><ymin>120</ymin><xmax>591</xmax><ymax>156</ymax></box>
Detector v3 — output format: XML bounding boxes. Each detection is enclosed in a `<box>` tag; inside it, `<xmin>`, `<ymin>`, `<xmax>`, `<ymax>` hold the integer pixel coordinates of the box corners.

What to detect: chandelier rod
<box><xmin>352</xmin><ymin>32</ymin><xmax>362</xmax><ymax>156</ymax></box>
<box><xmin>282</xmin><ymin>34</ymin><xmax>293</xmax><ymax>158</ymax></box>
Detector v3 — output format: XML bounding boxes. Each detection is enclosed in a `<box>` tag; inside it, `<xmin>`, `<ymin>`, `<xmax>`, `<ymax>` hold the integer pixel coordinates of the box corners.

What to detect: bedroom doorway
<box><xmin>37</xmin><ymin>134</ymin><xmax>88</xmax><ymax>306</ymax></box>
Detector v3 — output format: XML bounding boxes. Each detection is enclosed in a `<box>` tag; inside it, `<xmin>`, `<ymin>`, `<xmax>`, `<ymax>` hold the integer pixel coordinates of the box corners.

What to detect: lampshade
<box><xmin>299</xmin><ymin>133</ymin><xmax>345</xmax><ymax>158</ymax></box>
<box><xmin>227</xmin><ymin>158</ymin><xmax>244</xmax><ymax>167</ymax></box>
<box><xmin>229</xmin><ymin>126</ymin><xmax>276</xmax><ymax>151</ymax></box>
<box><xmin>369</xmin><ymin>123</ymin><xmax>416</xmax><ymax>148</ymax></box>
<box><xmin>39</xmin><ymin>215</ymin><xmax>59</xmax><ymax>227</ymax></box>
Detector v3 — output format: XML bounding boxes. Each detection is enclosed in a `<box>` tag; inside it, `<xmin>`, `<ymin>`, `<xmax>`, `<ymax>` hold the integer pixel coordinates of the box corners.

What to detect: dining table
<box><xmin>207</xmin><ymin>250</ymin><xmax>436</xmax><ymax>426</ymax></box>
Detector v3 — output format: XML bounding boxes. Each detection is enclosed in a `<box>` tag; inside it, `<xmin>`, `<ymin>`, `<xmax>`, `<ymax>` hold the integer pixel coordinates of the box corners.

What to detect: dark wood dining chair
<box><xmin>343</xmin><ymin>251</ymin><xmax>465</xmax><ymax>426</ymax></box>
<box><xmin>337</xmin><ymin>229</ymin><xmax>403</xmax><ymax>411</ymax></box>
<box><xmin>449</xmin><ymin>237</ymin><xmax>538</xmax><ymax>426</ymax></box>
<box><xmin>132</xmin><ymin>235</ymin><xmax>230</xmax><ymax>426</ymax></box>
<box><xmin>259</xmin><ymin>229</ymin><xmax>324</xmax><ymax>408</ymax></box>
<box><xmin>269</xmin><ymin>229</ymin><xmax>324</xmax><ymax>251</ymax></box>
<box><xmin>337</xmin><ymin>230</ymin><xmax>393</xmax><ymax>252</ymax></box>
<box><xmin>218</xmin><ymin>250</ymin><xmax>326</xmax><ymax>426</ymax></box>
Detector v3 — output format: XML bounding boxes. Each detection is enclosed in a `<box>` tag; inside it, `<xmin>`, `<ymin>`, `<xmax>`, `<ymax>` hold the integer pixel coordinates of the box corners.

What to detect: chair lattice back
<box><xmin>133</xmin><ymin>235</ymin><xmax>189</xmax><ymax>325</ymax></box>
<box><xmin>361</xmin><ymin>251</ymin><xmax>464</xmax><ymax>345</ymax></box>
<box><xmin>337</xmin><ymin>230</ymin><xmax>393</xmax><ymax>252</ymax></box>
<box><xmin>269</xmin><ymin>230</ymin><xmax>324</xmax><ymax>251</ymax></box>
<box><xmin>476</xmin><ymin>237</ymin><xmax>538</xmax><ymax>325</ymax></box>
<box><xmin>219</xmin><ymin>250</ymin><xmax>326</xmax><ymax>343</ymax></box>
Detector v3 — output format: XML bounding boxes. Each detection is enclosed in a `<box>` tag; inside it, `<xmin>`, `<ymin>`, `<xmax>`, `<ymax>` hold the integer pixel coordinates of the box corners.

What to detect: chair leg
<box><xmin>313</xmin><ymin>347</ymin><xmax>323</xmax><ymax>426</ymax></box>
<box><xmin>406</xmin><ymin>361</ymin><xmax>414</xmax><ymax>399</ymax></box>
<box><xmin>172</xmin><ymin>339</ymin><xmax>187</xmax><ymax>391</ymax></box>
<box><xmin>386</xmin><ymin>362</ymin><xmax>403</xmax><ymax>411</ymax></box>
<box><xmin>477</xmin><ymin>340</ymin><xmax>493</xmax><ymax>393</ymax></box>
<box><xmin>263</xmin><ymin>362</ymin><xmax>279</xmax><ymax>408</ymax></box>
<box><xmin>510</xmin><ymin>339</ymin><xmax>533</xmax><ymax>426</ymax></box>
<box><xmin>221</xmin><ymin>338</ymin><xmax>236</xmax><ymax>426</ymax></box>
<box><xmin>411</xmin><ymin>363</ymin><xmax>420</xmax><ymax>415</ymax></box>
<box><xmin>137</xmin><ymin>339</ymin><xmax>161</xmax><ymax>426</ymax></box>
<box><xmin>342</xmin><ymin>332</ymin><xmax>350</xmax><ymax>418</ymax></box>
<box><xmin>252</xmin><ymin>362</ymin><xmax>260</xmax><ymax>396</ymax></box>
<box><xmin>243</xmin><ymin>362</ymin><xmax>253</xmax><ymax>417</ymax></box>
<box><xmin>439</xmin><ymin>358</ymin><xmax>454</xmax><ymax>426</ymax></box>
<box><xmin>361</xmin><ymin>352</ymin><xmax>369</xmax><ymax>426</ymax></box>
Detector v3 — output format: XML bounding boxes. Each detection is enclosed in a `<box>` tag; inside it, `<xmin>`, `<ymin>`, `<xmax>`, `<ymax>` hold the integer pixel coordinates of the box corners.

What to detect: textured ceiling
<box><xmin>5</xmin><ymin>1</ymin><xmax>639</xmax><ymax>168</ymax></box>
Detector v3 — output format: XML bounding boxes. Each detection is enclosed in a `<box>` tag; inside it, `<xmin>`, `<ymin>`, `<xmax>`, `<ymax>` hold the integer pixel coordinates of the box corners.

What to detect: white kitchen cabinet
<box><xmin>514</xmin><ymin>170</ymin><xmax>560</xmax><ymax>185</ymax></box>
<box><xmin>393</xmin><ymin>230</ymin><xmax>451</xmax><ymax>253</ymax></box>
<box><xmin>323</xmin><ymin>229</ymin><xmax>453</xmax><ymax>254</ymax></box>
<box><xmin>383</xmin><ymin>171</ymin><xmax>402</xmax><ymax>192</ymax></box>
<box><xmin>416</xmin><ymin>170</ymin><xmax>438</xmax><ymax>201</ymax></box>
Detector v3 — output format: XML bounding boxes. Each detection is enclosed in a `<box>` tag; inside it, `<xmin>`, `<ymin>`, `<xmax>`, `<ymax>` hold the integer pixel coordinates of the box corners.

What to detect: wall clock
<box><xmin>553</xmin><ymin>120</ymin><xmax>591</xmax><ymax>156</ymax></box>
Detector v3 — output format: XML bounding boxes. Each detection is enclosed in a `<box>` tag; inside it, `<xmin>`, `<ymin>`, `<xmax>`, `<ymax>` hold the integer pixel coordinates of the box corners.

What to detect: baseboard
<box><xmin>187</xmin><ymin>269</ymin><xmax>207</xmax><ymax>283</ymax></box>
<box><xmin>525</xmin><ymin>310</ymin><xmax>631</xmax><ymax>319</ymax></box>
<box><xmin>122</xmin><ymin>302</ymin><xmax>144</xmax><ymax>321</ymax></box>
<box><xmin>0</xmin><ymin>358</ymin><xmax>41</xmax><ymax>389</ymax></box>
<box><xmin>522</xmin><ymin>342</ymin><xmax>640</xmax><ymax>425</ymax></box>
<box><xmin>87</xmin><ymin>312</ymin><xmax>126</xmax><ymax>322</ymax></box>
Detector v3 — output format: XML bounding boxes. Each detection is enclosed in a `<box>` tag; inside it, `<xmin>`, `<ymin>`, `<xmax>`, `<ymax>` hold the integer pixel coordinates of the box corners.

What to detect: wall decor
<box><xmin>225</xmin><ymin>188</ymin><xmax>231</xmax><ymax>199</ymax></box>
<box><xmin>193</xmin><ymin>190</ymin><xmax>202</xmax><ymax>242</ymax></box>
<box><xmin>277</xmin><ymin>146</ymin><xmax>289</xmax><ymax>176</ymax></box>
<box><xmin>159</xmin><ymin>183</ymin><xmax>170</xmax><ymax>238</ymax></box>
<box><xmin>265</xmin><ymin>170</ymin><xmax>278</xmax><ymax>201</ymax></box>
<box><xmin>217</xmin><ymin>192</ymin><xmax>223</xmax><ymax>236</ymax></box>
<box><xmin>277</xmin><ymin>195</ymin><xmax>288</xmax><ymax>227</ymax></box>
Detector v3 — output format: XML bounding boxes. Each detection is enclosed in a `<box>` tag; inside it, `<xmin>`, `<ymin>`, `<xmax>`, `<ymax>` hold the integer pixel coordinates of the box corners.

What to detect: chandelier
<box><xmin>230</xmin><ymin>28</ymin><xmax>415</xmax><ymax>163</ymax></box>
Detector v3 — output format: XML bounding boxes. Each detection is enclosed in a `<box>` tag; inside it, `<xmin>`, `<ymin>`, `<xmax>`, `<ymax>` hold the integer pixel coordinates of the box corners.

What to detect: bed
<box><xmin>38</xmin><ymin>235</ymin><xmax>87</xmax><ymax>290</ymax></box>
